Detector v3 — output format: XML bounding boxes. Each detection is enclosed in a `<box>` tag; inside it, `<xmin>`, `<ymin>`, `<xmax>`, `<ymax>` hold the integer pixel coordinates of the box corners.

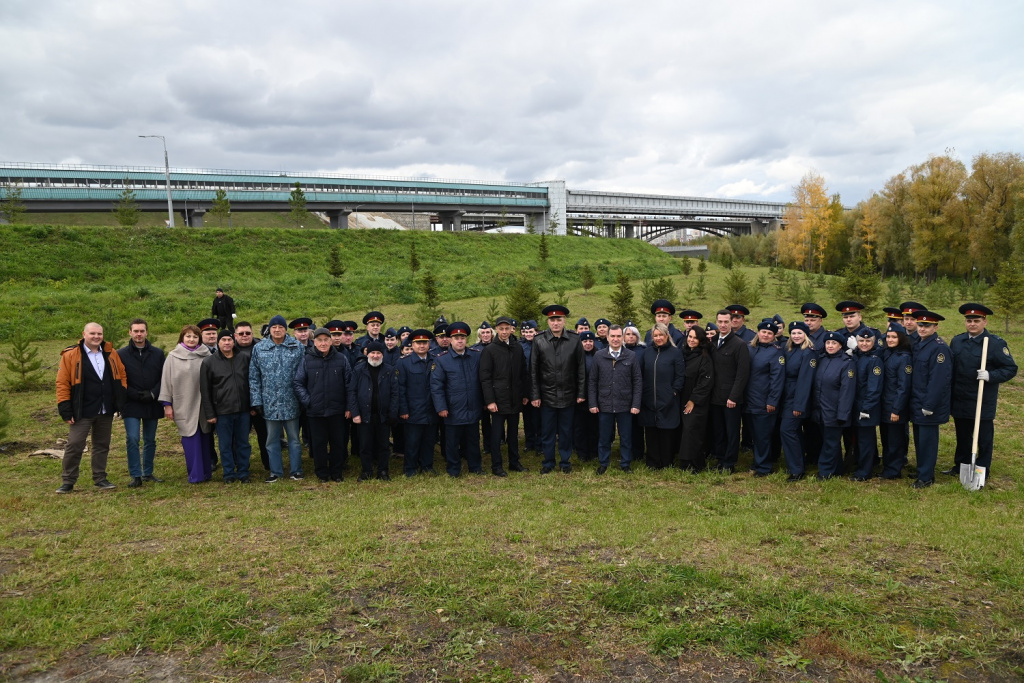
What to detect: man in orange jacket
<box><xmin>55</xmin><ymin>322</ymin><xmax>128</xmax><ymax>493</ymax></box>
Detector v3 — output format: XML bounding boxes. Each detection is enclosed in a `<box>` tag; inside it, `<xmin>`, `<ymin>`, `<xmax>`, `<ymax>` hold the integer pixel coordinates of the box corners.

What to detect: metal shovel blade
<box><xmin>960</xmin><ymin>462</ymin><xmax>987</xmax><ymax>491</ymax></box>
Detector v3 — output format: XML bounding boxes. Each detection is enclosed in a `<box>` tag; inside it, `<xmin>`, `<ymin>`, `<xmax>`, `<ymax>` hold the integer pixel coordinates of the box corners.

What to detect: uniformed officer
<box><xmin>429</xmin><ymin>323</ymin><xmax>450</xmax><ymax>358</ymax></box>
<box><xmin>800</xmin><ymin>303</ymin><xmax>829</xmax><ymax>355</ymax></box>
<box><xmin>593</xmin><ymin>318</ymin><xmax>611</xmax><ymax>349</ymax></box>
<box><xmin>678</xmin><ymin>309</ymin><xmax>703</xmax><ymax>332</ymax></box>
<box><xmin>430</xmin><ymin>322</ymin><xmax>484</xmax><ymax>477</ymax></box>
<box><xmin>882</xmin><ymin>307</ymin><xmax>904</xmax><ymax>331</ymax></box>
<box><xmin>879</xmin><ymin>322</ymin><xmax>913</xmax><ymax>479</ymax></box>
<box><xmin>900</xmin><ymin>301</ymin><xmax>926</xmax><ymax>344</ymax></box>
<box><xmin>356</xmin><ymin>311</ymin><xmax>385</xmax><ymax>350</ymax></box>
<box><xmin>575</xmin><ymin>318</ymin><xmax>590</xmax><ymax>335</ymax></box>
<box><xmin>197</xmin><ymin>318</ymin><xmax>220</xmax><ymax>351</ymax></box>
<box><xmin>383</xmin><ymin>328</ymin><xmax>402</xmax><ymax>366</ymax></box>
<box><xmin>726</xmin><ymin>305</ymin><xmax>755</xmax><ymax>343</ymax></box>
<box><xmin>834</xmin><ymin>301</ymin><xmax>882</xmax><ymax>350</ymax></box>
<box><xmin>530</xmin><ymin>304</ymin><xmax>586</xmax><ymax>474</ymax></box>
<box><xmin>909</xmin><ymin>310</ymin><xmax>952</xmax><ymax>488</ymax></box>
<box><xmin>812</xmin><ymin>331</ymin><xmax>856</xmax><ymax>480</ymax></box>
<box><xmin>944</xmin><ymin>303</ymin><xmax>1018</xmax><ymax>479</ymax></box>
<box><xmin>646</xmin><ymin>299</ymin><xmax>686</xmax><ymax>346</ymax></box>
<box><xmin>745</xmin><ymin>320</ymin><xmax>785</xmax><ymax>476</ymax></box>
<box><xmin>519</xmin><ymin>320</ymin><xmax>541</xmax><ymax>452</ymax></box>
<box><xmin>473</xmin><ymin>321</ymin><xmax>493</xmax><ymax>350</ymax></box>
<box><xmin>397</xmin><ymin>329</ymin><xmax>438</xmax><ymax>476</ymax></box>
<box><xmin>397</xmin><ymin>326</ymin><xmax>413</xmax><ymax>344</ymax></box>
<box><xmin>573</xmin><ymin>331</ymin><xmax>599</xmax><ymax>462</ymax></box>
<box><xmin>851</xmin><ymin>329</ymin><xmax>883</xmax><ymax>481</ymax></box>
<box><xmin>779</xmin><ymin>321</ymin><xmax>817</xmax><ymax>481</ymax></box>
<box><xmin>290</xmin><ymin>317</ymin><xmax>314</xmax><ymax>348</ymax></box>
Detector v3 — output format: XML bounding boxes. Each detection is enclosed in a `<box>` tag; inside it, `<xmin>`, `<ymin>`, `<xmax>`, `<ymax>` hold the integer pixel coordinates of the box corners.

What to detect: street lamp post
<box><xmin>139</xmin><ymin>135</ymin><xmax>174</xmax><ymax>228</ymax></box>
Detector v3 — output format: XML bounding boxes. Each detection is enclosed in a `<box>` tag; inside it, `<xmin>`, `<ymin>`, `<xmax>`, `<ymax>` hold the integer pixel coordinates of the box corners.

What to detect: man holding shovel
<box><xmin>944</xmin><ymin>304</ymin><xmax>1017</xmax><ymax>483</ymax></box>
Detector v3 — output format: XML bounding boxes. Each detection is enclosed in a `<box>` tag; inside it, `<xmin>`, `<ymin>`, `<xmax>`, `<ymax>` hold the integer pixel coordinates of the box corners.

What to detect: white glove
<box><xmin>232</xmin><ymin>313</ymin><xmax>237</xmax><ymax>319</ymax></box>
<box><xmin>977</xmin><ymin>370</ymin><xmax>989</xmax><ymax>381</ymax></box>
<box><xmin>922</xmin><ymin>409</ymin><xmax>933</xmax><ymax>417</ymax></box>
<box><xmin>859</xmin><ymin>412</ymin><xmax>869</xmax><ymax>421</ymax></box>
<box><xmin>847</xmin><ymin>336</ymin><xmax>858</xmax><ymax>350</ymax></box>
<box><xmin>845</xmin><ymin>348</ymin><xmax>854</xmax><ymax>357</ymax></box>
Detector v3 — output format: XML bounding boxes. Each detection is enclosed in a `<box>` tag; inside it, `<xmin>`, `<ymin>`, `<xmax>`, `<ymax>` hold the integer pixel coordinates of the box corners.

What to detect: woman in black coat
<box><xmin>640</xmin><ymin>323</ymin><xmax>685</xmax><ymax>469</ymax></box>
<box><xmin>677</xmin><ymin>326</ymin><xmax>714</xmax><ymax>471</ymax></box>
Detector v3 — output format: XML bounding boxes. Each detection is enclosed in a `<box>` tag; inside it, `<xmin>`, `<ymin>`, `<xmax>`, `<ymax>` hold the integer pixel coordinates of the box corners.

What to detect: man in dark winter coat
<box><xmin>431</xmin><ymin>323</ymin><xmax>484</xmax><ymax>477</ymax></box>
<box><xmin>293</xmin><ymin>328</ymin><xmax>352</xmax><ymax>483</ymax></box>
<box><xmin>479</xmin><ymin>316</ymin><xmax>529</xmax><ymax>475</ymax></box>
<box><xmin>117</xmin><ymin>319</ymin><xmax>165</xmax><ymax>487</ymax></box>
<box><xmin>588</xmin><ymin>324</ymin><xmax>642</xmax><ymax>473</ymax></box>
<box><xmin>200</xmin><ymin>330</ymin><xmax>253</xmax><ymax>483</ymax></box>
<box><xmin>211</xmin><ymin>288</ymin><xmax>236</xmax><ymax>331</ymax></box>
<box><xmin>709</xmin><ymin>309</ymin><xmax>750</xmax><ymax>473</ymax></box>
<box><xmin>349</xmin><ymin>341</ymin><xmax>398</xmax><ymax>481</ymax></box>
<box><xmin>530</xmin><ymin>305</ymin><xmax>587</xmax><ymax>474</ymax></box>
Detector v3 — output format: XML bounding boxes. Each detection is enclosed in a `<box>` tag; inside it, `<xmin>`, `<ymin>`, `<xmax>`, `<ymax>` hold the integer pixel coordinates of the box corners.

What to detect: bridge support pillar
<box><xmin>180</xmin><ymin>209</ymin><xmax>205</xmax><ymax>227</ymax></box>
<box><xmin>326</xmin><ymin>210</ymin><xmax>351</xmax><ymax>229</ymax></box>
<box><xmin>438</xmin><ymin>211</ymin><xmax>465</xmax><ymax>231</ymax></box>
<box><xmin>624</xmin><ymin>223</ymin><xmax>634</xmax><ymax>239</ymax></box>
<box><xmin>606</xmin><ymin>224</ymin><xmax>615</xmax><ymax>238</ymax></box>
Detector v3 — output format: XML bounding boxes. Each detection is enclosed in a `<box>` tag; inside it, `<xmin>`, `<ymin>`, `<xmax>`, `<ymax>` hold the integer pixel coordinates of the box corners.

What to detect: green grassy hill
<box><xmin>0</xmin><ymin>225</ymin><xmax>680</xmax><ymax>341</ymax></box>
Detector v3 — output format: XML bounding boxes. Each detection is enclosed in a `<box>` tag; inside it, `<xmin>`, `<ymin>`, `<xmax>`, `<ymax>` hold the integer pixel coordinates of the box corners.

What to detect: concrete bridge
<box><xmin>1</xmin><ymin>163</ymin><xmax>787</xmax><ymax>238</ymax></box>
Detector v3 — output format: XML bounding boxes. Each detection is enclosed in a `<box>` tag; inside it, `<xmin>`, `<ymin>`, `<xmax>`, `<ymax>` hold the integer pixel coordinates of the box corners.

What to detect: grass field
<box><xmin>1</xmin><ymin>227</ymin><xmax>1023</xmax><ymax>682</ymax></box>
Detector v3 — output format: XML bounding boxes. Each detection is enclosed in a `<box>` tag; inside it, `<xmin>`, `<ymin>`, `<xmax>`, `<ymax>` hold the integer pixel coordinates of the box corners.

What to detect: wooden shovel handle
<box><xmin>970</xmin><ymin>336</ymin><xmax>989</xmax><ymax>462</ymax></box>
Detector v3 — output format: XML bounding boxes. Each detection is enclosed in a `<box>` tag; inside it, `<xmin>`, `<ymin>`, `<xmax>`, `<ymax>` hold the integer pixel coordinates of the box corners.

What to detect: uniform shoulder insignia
<box><xmin>873</xmin><ymin>366</ymin><xmax>881</xmax><ymax>376</ymax></box>
<box><xmin>905</xmin><ymin>365</ymin><xmax>912</xmax><ymax>374</ymax></box>
<box><xmin>847</xmin><ymin>369</ymin><xmax>854</xmax><ymax>378</ymax></box>
<box><xmin>1004</xmin><ymin>346</ymin><xmax>1011</xmax><ymax>357</ymax></box>
<box><xmin>778</xmin><ymin>356</ymin><xmax>785</xmax><ymax>365</ymax></box>
<box><xmin>429</xmin><ymin>362</ymin><xmax>436</xmax><ymax>372</ymax></box>
<box><xmin>936</xmin><ymin>353</ymin><xmax>945</xmax><ymax>363</ymax></box>
<box><xmin>809</xmin><ymin>358</ymin><xmax>817</xmax><ymax>368</ymax></box>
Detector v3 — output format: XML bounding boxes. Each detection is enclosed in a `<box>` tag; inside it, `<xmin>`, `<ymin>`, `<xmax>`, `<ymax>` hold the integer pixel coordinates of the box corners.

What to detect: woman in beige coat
<box><xmin>159</xmin><ymin>325</ymin><xmax>213</xmax><ymax>483</ymax></box>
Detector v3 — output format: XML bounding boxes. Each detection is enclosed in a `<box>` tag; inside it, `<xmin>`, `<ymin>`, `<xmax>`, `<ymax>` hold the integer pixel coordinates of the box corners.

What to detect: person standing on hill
<box><xmin>212</xmin><ymin>288</ymin><xmax>236</xmax><ymax>331</ymax></box>
<box><xmin>530</xmin><ymin>305</ymin><xmax>587</xmax><ymax>474</ymax></box>
<box><xmin>55</xmin><ymin>322</ymin><xmax>128</xmax><ymax>493</ymax></box>
<box><xmin>117</xmin><ymin>318</ymin><xmax>165</xmax><ymax>488</ymax></box>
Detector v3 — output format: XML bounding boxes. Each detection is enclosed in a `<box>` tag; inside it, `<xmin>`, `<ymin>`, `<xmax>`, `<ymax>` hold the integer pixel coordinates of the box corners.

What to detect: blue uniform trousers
<box><xmin>852</xmin><ymin>425</ymin><xmax>877</xmax><ymax>479</ymax></box>
<box><xmin>445</xmin><ymin>422</ymin><xmax>481</xmax><ymax>476</ymax></box>
<box><xmin>750</xmin><ymin>413</ymin><xmax>777</xmax><ymax>474</ymax></box>
<box><xmin>912</xmin><ymin>423</ymin><xmax>940</xmax><ymax>483</ymax></box>
<box><xmin>817</xmin><ymin>425</ymin><xmax>844</xmax><ymax>479</ymax></box>
<box><xmin>779</xmin><ymin>415</ymin><xmax>805</xmax><ymax>476</ymax></box>
<box><xmin>880</xmin><ymin>422</ymin><xmax>908</xmax><ymax>477</ymax></box>
<box><xmin>540</xmin><ymin>405</ymin><xmax>574</xmax><ymax>469</ymax></box>
<box><xmin>403</xmin><ymin>423</ymin><xmax>436</xmax><ymax>475</ymax></box>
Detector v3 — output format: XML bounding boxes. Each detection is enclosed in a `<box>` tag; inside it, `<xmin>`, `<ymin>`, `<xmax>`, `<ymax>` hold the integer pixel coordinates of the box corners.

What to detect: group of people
<box><xmin>54</xmin><ymin>288</ymin><xmax>1016</xmax><ymax>493</ymax></box>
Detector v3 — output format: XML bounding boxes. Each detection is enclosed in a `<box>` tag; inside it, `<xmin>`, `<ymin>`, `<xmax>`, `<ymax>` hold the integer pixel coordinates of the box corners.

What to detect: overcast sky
<box><xmin>1</xmin><ymin>1</ymin><xmax>1021</xmax><ymax>203</ymax></box>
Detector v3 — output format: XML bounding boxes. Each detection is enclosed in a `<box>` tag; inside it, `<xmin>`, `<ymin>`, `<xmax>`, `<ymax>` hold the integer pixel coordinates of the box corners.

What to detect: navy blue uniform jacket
<box><xmin>813</xmin><ymin>351</ymin><xmax>856</xmax><ymax>427</ymax></box>
<box><xmin>397</xmin><ymin>353</ymin><xmax>437</xmax><ymax>425</ymax></box>
<box><xmin>781</xmin><ymin>345</ymin><xmax>816</xmax><ymax>416</ymax></box>
<box><xmin>745</xmin><ymin>342</ymin><xmax>784</xmax><ymax>414</ymax></box>
<box><xmin>949</xmin><ymin>330</ymin><xmax>1017</xmax><ymax>420</ymax></box>
<box><xmin>853</xmin><ymin>349</ymin><xmax>883</xmax><ymax>426</ymax></box>
<box><xmin>910</xmin><ymin>334</ymin><xmax>951</xmax><ymax>425</ymax></box>
<box><xmin>430</xmin><ymin>348</ymin><xmax>483</xmax><ymax>425</ymax></box>
<box><xmin>881</xmin><ymin>349</ymin><xmax>913</xmax><ymax>423</ymax></box>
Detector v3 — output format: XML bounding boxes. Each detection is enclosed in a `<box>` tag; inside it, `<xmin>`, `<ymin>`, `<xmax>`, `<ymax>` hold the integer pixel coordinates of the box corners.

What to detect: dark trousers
<box><xmin>803</xmin><ymin>420</ymin><xmax>822</xmax><ymax>465</ymax></box>
<box><xmin>644</xmin><ymin>426</ymin><xmax>676</xmax><ymax>469</ymax></box>
<box><xmin>678</xmin><ymin>409</ymin><xmax>707</xmax><ymax>471</ymax></box>
<box><xmin>913</xmin><ymin>423</ymin><xmax>940</xmax><ymax>483</ymax></box>
<box><xmin>709</xmin><ymin>404</ymin><xmax>742</xmax><ymax>469</ymax></box>
<box><xmin>445</xmin><ymin>422</ymin><xmax>481</xmax><ymax>476</ymax></box>
<box><xmin>214</xmin><ymin>411</ymin><xmax>251</xmax><ymax>481</ymax></box>
<box><xmin>598</xmin><ymin>412</ymin><xmax>633</xmax><ymax>468</ymax></box>
<box><xmin>841</xmin><ymin>426</ymin><xmax>859</xmax><ymax>474</ymax></box>
<box><xmin>880</xmin><ymin>422</ymin><xmax>908</xmax><ymax>477</ymax></box>
<box><xmin>817</xmin><ymin>424</ymin><xmax>844</xmax><ymax>479</ymax></box>
<box><xmin>749</xmin><ymin>412</ymin><xmax>777</xmax><ymax>474</ymax></box>
<box><xmin>250</xmin><ymin>411</ymin><xmax>270</xmax><ymax>471</ymax></box>
<box><xmin>489</xmin><ymin>412</ymin><xmax>521</xmax><ymax>472</ymax></box>
<box><xmin>632</xmin><ymin>413</ymin><xmax>646</xmax><ymax>462</ymax></box>
<box><xmin>480</xmin><ymin>412</ymin><xmax>492</xmax><ymax>454</ymax></box>
<box><xmin>953</xmin><ymin>417</ymin><xmax>995</xmax><ymax>470</ymax></box>
<box><xmin>573</xmin><ymin>403</ymin><xmax>598</xmax><ymax>461</ymax></box>
<box><xmin>522</xmin><ymin>404</ymin><xmax>540</xmax><ymax>450</ymax></box>
<box><xmin>309</xmin><ymin>416</ymin><xmax>348</xmax><ymax>480</ymax></box>
<box><xmin>540</xmin><ymin>405</ymin><xmax>574</xmax><ymax>468</ymax></box>
<box><xmin>852</xmin><ymin>425</ymin><xmax>878</xmax><ymax>479</ymax></box>
<box><xmin>357</xmin><ymin>418</ymin><xmax>390</xmax><ymax>477</ymax></box>
<box><xmin>403</xmin><ymin>423</ymin><xmax>436</xmax><ymax>475</ymax></box>
<box><xmin>61</xmin><ymin>414</ymin><xmax>114</xmax><ymax>486</ymax></box>
<box><xmin>779</xmin><ymin>415</ymin><xmax>805</xmax><ymax>476</ymax></box>
<box><xmin>392</xmin><ymin>422</ymin><xmax>405</xmax><ymax>455</ymax></box>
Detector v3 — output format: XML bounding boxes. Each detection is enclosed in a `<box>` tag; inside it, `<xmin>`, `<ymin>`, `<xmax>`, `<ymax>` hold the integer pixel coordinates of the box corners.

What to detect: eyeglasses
<box><xmin>235</xmin><ymin>331</ymin><xmax>252</xmax><ymax>336</ymax></box>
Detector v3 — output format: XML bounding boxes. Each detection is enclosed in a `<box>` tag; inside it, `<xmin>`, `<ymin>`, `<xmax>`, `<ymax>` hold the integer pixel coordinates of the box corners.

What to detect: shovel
<box><xmin>960</xmin><ymin>335</ymin><xmax>989</xmax><ymax>491</ymax></box>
